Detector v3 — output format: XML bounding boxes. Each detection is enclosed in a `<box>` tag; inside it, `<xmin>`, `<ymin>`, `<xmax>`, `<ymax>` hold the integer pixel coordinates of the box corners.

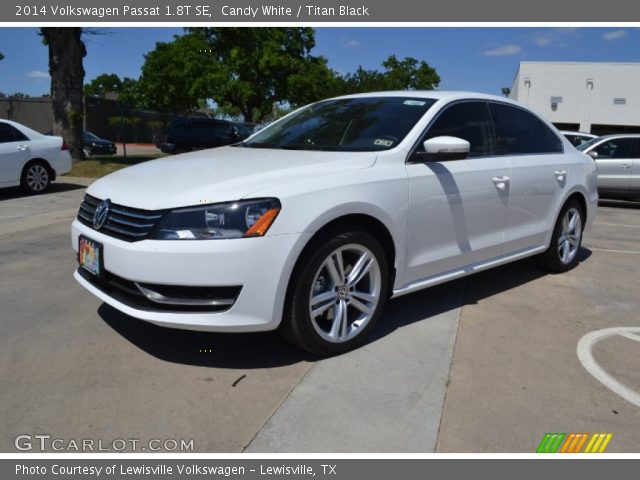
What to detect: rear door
<box><xmin>592</xmin><ymin>137</ymin><xmax>635</xmax><ymax>192</ymax></box>
<box><xmin>0</xmin><ymin>123</ymin><xmax>30</xmax><ymax>186</ymax></box>
<box><xmin>489</xmin><ymin>102</ymin><xmax>567</xmax><ymax>253</ymax></box>
<box><xmin>627</xmin><ymin>138</ymin><xmax>640</xmax><ymax>193</ymax></box>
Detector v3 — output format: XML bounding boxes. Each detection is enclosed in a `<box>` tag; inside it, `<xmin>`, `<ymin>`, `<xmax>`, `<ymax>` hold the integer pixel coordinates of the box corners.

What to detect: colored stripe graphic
<box><xmin>560</xmin><ymin>433</ymin><xmax>589</xmax><ymax>453</ymax></box>
<box><xmin>536</xmin><ymin>433</ymin><xmax>566</xmax><ymax>453</ymax></box>
<box><xmin>584</xmin><ymin>433</ymin><xmax>613</xmax><ymax>453</ymax></box>
<box><xmin>538</xmin><ymin>433</ymin><xmax>613</xmax><ymax>453</ymax></box>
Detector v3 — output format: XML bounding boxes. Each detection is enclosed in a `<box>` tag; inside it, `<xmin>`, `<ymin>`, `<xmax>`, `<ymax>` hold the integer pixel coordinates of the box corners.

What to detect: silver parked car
<box><xmin>560</xmin><ymin>131</ymin><xmax>598</xmax><ymax>147</ymax></box>
<box><xmin>577</xmin><ymin>134</ymin><xmax>640</xmax><ymax>198</ymax></box>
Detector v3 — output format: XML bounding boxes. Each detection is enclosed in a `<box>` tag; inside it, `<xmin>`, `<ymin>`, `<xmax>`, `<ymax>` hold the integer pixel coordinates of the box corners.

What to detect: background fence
<box><xmin>0</xmin><ymin>96</ymin><xmax>175</xmax><ymax>144</ymax></box>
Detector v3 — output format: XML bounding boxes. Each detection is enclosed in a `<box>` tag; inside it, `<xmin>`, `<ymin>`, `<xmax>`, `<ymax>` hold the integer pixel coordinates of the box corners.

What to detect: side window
<box><xmin>10</xmin><ymin>126</ymin><xmax>28</xmax><ymax>142</ymax></box>
<box><xmin>0</xmin><ymin>123</ymin><xmax>16</xmax><ymax>143</ymax></box>
<box><xmin>423</xmin><ymin>102</ymin><xmax>495</xmax><ymax>157</ymax></box>
<box><xmin>491</xmin><ymin>103</ymin><xmax>562</xmax><ymax>155</ymax></box>
<box><xmin>593</xmin><ymin>138</ymin><xmax>636</xmax><ymax>159</ymax></box>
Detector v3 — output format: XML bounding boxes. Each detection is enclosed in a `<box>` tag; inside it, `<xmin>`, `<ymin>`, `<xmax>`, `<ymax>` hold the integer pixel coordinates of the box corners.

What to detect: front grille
<box><xmin>77</xmin><ymin>194</ymin><xmax>164</xmax><ymax>242</ymax></box>
<box><xmin>77</xmin><ymin>267</ymin><xmax>241</xmax><ymax>313</ymax></box>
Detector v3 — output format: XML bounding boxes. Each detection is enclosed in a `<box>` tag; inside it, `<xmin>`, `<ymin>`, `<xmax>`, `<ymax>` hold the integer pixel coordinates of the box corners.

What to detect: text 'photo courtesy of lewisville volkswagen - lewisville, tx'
<box><xmin>1</xmin><ymin>3</ymin><xmax>640</xmax><ymax>477</ymax></box>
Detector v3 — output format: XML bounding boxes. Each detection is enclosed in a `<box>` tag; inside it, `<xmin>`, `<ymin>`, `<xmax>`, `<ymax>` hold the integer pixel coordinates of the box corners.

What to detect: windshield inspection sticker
<box><xmin>374</xmin><ymin>139</ymin><xmax>394</xmax><ymax>147</ymax></box>
<box><xmin>403</xmin><ymin>99</ymin><xmax>427</xmax><ymax>106</ymax></box>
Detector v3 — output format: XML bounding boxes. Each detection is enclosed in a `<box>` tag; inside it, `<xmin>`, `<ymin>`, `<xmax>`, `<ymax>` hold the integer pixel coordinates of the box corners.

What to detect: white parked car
<box><xmin>0</xmin><ymin>119</ymin><xmax>72</xmax><ymax>194</ymax></box>
<box><xmin>72</xmin><ymin>92</ymin><xmax>598</xmax><ymax>355</ymax></box>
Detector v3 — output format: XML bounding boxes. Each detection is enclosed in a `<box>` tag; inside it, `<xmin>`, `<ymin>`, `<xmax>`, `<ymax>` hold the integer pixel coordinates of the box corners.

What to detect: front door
<box><xmin>405</xmin><ymin>101</ymin><xmax>509</xmax><ymax>283</ymax></box>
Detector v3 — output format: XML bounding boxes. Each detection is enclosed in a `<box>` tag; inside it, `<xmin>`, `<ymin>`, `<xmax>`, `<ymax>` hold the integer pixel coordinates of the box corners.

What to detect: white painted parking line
<box><xmin>577</xmin><ymin>327</ymin><xmax>640</xmax><ymax>408</ymax></box>
<box><xmin>618</xmin><ymin>331</ymin><xmax>640</xmax><ymax>343</ymax></box>
<box><xmin>588</xmin><ymin>247</ymin><xmax>640</xmax><ymax>255</ymax></box>
<box><xmin>594</xmin><ymin>222</ymin><xmax>640</xmax><ymax>228</ymax></box>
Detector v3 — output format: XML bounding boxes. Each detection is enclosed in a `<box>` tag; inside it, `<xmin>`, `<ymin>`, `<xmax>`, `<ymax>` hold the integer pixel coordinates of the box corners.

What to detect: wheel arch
<box><xmin>21</xmin><ymin>158</ymin><xmax>56</xmax><ymax>181</ymax></box>
<box><xmin>22</xmin><ymin>157</ymin><xmax>55</xmax><ymax>175</ymax></box>
<box><xmin>544</xmin><ymin>188</ymin><xmax>590</xmax><ymax>249</ymax></box>
<box><xmin>281</xmin><ymin>213</ymin><xmax>399</xmax><ymax>322</ymax></box>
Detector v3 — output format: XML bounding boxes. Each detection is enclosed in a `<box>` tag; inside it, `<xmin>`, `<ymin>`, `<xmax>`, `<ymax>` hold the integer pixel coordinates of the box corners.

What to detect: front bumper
<box><xmin>72</xmin><ymin>219</ymin><xmax>309</xmax><ymax>332</ymax></box>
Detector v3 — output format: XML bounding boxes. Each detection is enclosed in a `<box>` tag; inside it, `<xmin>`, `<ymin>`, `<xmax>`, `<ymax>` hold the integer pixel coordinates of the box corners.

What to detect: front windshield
<box><xmin>84</xmin><ymin>131</ymin><xmax>99</xmax><ymax>140</ymax></box>
<box><xmin>576</xmin><ymin>137</ymin><xmax>600</xmax><ymax>151</ymax></box>
<box><xmin>244</xmin><ymin>96</ymin><xmax>436</xmax><ymax>152</ymax></box>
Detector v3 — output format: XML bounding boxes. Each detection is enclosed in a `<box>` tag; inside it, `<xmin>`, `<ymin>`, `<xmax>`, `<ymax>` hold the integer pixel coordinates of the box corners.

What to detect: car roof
<box><xmin>592</xmin><ymin>133</ymin><xmax>640</xmax><ymax>141</ymax></box>
<box><xmin>329</xmin><ymin>90</ymin><xmax>524</xmax><ymax>106</ymax></box>
<box><xmin>559</xmin><ymin>131</ymin><xmax>597</xmax><ymax>136</ymax></box>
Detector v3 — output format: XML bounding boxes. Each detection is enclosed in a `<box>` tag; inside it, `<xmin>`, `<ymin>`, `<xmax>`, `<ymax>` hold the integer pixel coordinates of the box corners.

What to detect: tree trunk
<box><xmin>41</xmin><ymin>28</ymin><xmax>86</xmax><ymax>161</ymax></box>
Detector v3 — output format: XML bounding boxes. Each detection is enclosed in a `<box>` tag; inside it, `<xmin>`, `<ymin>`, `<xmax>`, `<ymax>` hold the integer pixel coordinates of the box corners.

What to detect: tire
<box><xmin>20</xmin><ymin>161</ymin><xmax>51</xmax><ymax>195</ymax></box>
<box><xmin>82</xmin><ymin>146</ymin><xmax>92</xmax><ymax>158</ymax></box>
<box><xmin>280</xmin><ymin>228</ymin><xmax>390</xmax><ymax>356</ymax></box>
<box><xmin>537</xmin><ymin>199</ymin><xmax>584</xmax><ymax>273</ymax></box>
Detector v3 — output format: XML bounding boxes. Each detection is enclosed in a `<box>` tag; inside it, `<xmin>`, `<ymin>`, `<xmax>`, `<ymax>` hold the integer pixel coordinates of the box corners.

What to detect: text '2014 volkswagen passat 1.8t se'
<box><xmin>72</xmin><ymin>92</ymin><xmax>598</xmax><ymax>355</ymax></box>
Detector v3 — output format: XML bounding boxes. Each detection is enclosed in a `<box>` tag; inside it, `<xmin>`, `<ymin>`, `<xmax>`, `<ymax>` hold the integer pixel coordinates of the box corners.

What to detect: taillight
<box><xmin>61</xmin><ymin>142</ymin><xmax>68</xmax><ymax>151</ymax></box>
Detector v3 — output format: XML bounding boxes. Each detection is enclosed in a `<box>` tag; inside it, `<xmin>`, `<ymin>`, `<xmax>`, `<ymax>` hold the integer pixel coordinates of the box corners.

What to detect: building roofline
<box><xmin>518</xmin><ymin>61</ymin><xmax>640</xmax><ymax>66</ymax></box>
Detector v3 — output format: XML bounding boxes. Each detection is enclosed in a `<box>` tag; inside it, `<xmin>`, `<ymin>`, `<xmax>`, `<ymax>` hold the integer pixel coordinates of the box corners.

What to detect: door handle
<box><xmin>620</xmin><ymin>163</ymin><xmax>630</xmax><ymax>169</ymax></box>
<box><xmin>492</xmin><ymin>176</ymin><xmax>510</xmax><ymax>190</ymax></box>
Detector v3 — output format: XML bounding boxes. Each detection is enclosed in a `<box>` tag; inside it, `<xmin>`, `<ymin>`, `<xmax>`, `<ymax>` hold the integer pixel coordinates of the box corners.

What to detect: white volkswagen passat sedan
<box><xmin>72</xmin><ymin>92</ymin><xmax>598</xmax><ymax>355</ymax></box>
<box><xmin>0</xmin><ymin>119</ymin><xmax>72</xmax><ymax>194</ymax></box>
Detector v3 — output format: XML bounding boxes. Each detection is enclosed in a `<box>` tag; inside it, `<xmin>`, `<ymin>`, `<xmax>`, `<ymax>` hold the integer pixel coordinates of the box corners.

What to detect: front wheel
<box><xmin>537</xmin><ymin>199</ymin><xmax>584</xmax><ymax>273</ymax></box>
<box><xmin>82</xmin><ymin>146</ymin><xmax>92</xmax><ymax>158</ymax></box>
<box><xmin>281</xmin><ymin>229</ymin><xmax>390</xmax><ymax>356</ymax></box>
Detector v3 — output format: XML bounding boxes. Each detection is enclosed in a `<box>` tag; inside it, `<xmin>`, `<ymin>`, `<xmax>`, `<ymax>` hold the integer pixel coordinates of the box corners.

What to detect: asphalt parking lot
<box><xmin>1</xmin><ymin>178</ymin><xmax>638</xmax><ymax>452</ymax></box>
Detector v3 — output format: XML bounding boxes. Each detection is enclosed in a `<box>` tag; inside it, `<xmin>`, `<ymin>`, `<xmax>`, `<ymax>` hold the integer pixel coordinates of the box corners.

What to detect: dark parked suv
<box><xmin>158</xmin><ymin>118</ymin><xmax>252</xmax><ymax>154</ymax></box>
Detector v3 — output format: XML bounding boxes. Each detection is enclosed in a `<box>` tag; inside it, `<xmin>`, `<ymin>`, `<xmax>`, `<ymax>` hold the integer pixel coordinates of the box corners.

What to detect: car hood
<box><xmin>87</xmin><ymin>146</ymin><xmax>377</xmax><ymax>210</ymax></box>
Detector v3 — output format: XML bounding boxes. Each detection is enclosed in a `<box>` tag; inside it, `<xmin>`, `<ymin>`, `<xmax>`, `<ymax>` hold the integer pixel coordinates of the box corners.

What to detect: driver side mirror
<box><xmin>410</xmin><ymin>136</ymin><xmax>470</xmax><ymax>162</ymax></box>
<box><xmin>587</xmin><ymin>150</ymin><xmax>598</xmax><ymax>160</ymax></box>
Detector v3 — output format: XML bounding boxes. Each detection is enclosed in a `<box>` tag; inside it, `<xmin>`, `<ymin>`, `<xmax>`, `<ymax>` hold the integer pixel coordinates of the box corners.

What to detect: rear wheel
<box><xmin>21</xmin><ymin>161</ymin><xmax>51</xmax><ymax>195</ymax></box>
<box><xmin>537</xmin><ymin>199</ymin><xmax>584</xmax><ymax>272</ymax></box>
<box><xmin>280</xmin><ymin>228</ymin><xmax>389</xmax><ymax>356</ymax></box>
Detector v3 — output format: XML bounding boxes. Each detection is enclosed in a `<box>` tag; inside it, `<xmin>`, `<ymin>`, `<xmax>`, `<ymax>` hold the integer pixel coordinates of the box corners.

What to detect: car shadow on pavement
<box><xmin>371</xmin><ymin>248</ymin><xmax>593</xmax><ymax>342</ymax></box>
<box><xmin>0</xmin><ymin>182</ymin><xmax>85</xmax><ymax>201</ymax></box>
<box><xmin>100</xmin><ymin>248</ymin><xmax>592</xmax><ymax>368</ymax></box>
<box><xmin>99</xmin><ymin>304</ymin><xmax>314</xmax><ymax>369</ymax></box>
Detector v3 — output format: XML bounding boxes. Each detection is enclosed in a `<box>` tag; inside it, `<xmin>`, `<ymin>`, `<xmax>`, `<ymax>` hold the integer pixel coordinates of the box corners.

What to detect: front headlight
<box><xmin>150</xmin><ymin>198</ymin><xmax>281</xmax><ymax>240</ymax></box>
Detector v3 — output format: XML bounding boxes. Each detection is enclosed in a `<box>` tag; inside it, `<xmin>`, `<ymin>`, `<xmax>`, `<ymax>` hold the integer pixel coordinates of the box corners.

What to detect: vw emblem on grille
<box><xmin>93</xmin><ymin>198</ymin><xmax>111</xmax><ymax>230</ymax></box>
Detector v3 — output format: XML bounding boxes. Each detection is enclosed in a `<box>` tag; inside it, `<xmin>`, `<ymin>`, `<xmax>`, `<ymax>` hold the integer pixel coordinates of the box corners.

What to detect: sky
<box><xmin>1</xmin><ymin>27</ymin><xmax>639</xmax><ymax>97</ymax></box>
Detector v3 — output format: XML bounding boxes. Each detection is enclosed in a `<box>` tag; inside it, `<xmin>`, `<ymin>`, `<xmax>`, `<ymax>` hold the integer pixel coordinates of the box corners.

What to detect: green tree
<box><xmin>337</xmin><ymin>55</ymin><xmax>440</xmax><ymax>94</ymax></box>
<box><xmin>108</xmin><ymin>115</ymin><xmax>140</xmax><ymax>159</ymax></box>
<box><xmin>84</xmin><ymin>73</ymin><xmax>143</xmax><ymax>107</ymax></box>
<box><xmin>118</xmin><ymin>77</ymin><xmax>143</xmax><ymax>107</ymax></box>
<box><xmin>84</xmin><ymin>73</ymin><xmax>122</xmax><ymax>98</ymax></box>
<box><xmin>137</xmin><ymin>33</ymin><xmax>214</xmax><ymax>114</ymax></box>
<box><xmin>187</xmin><ymin>28</ymin><xmax>333</xmax><ymax>122</ymax></box>
<box><xmin>41</xmin><ymin>28</ymin><xmax>86</xmax><ymax>161</ymax></box>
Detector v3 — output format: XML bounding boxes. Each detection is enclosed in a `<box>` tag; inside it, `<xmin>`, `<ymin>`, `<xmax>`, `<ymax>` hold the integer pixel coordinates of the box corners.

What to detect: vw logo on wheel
<box><xmin>93</xmin><ymin>199</ymin><xmax>111</xmax><ymax>230</ymax></box>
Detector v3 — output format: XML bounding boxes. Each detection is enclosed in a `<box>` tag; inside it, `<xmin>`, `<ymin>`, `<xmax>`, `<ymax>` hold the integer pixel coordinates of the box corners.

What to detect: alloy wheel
<box><xmin>308</xmin><ymin>244</ymin><xmax>382</xmax><ymax>343</ymax></box>
<box><xmin>558</xmin><ymin>207</ymin><xmax>582</xmax><ymax>264</ymax></box>
<box><xmin>26</xmin><ymin>165</ymin><xmax>49</xmax><ymax>192</ymax></box>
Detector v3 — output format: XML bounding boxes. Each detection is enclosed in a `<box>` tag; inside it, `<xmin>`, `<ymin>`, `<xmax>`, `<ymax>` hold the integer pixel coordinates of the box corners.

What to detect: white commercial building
<box><xmin>510</xmin><ymin>61</ymin><xmax>640</xmax><ymax>135</ymax></box>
